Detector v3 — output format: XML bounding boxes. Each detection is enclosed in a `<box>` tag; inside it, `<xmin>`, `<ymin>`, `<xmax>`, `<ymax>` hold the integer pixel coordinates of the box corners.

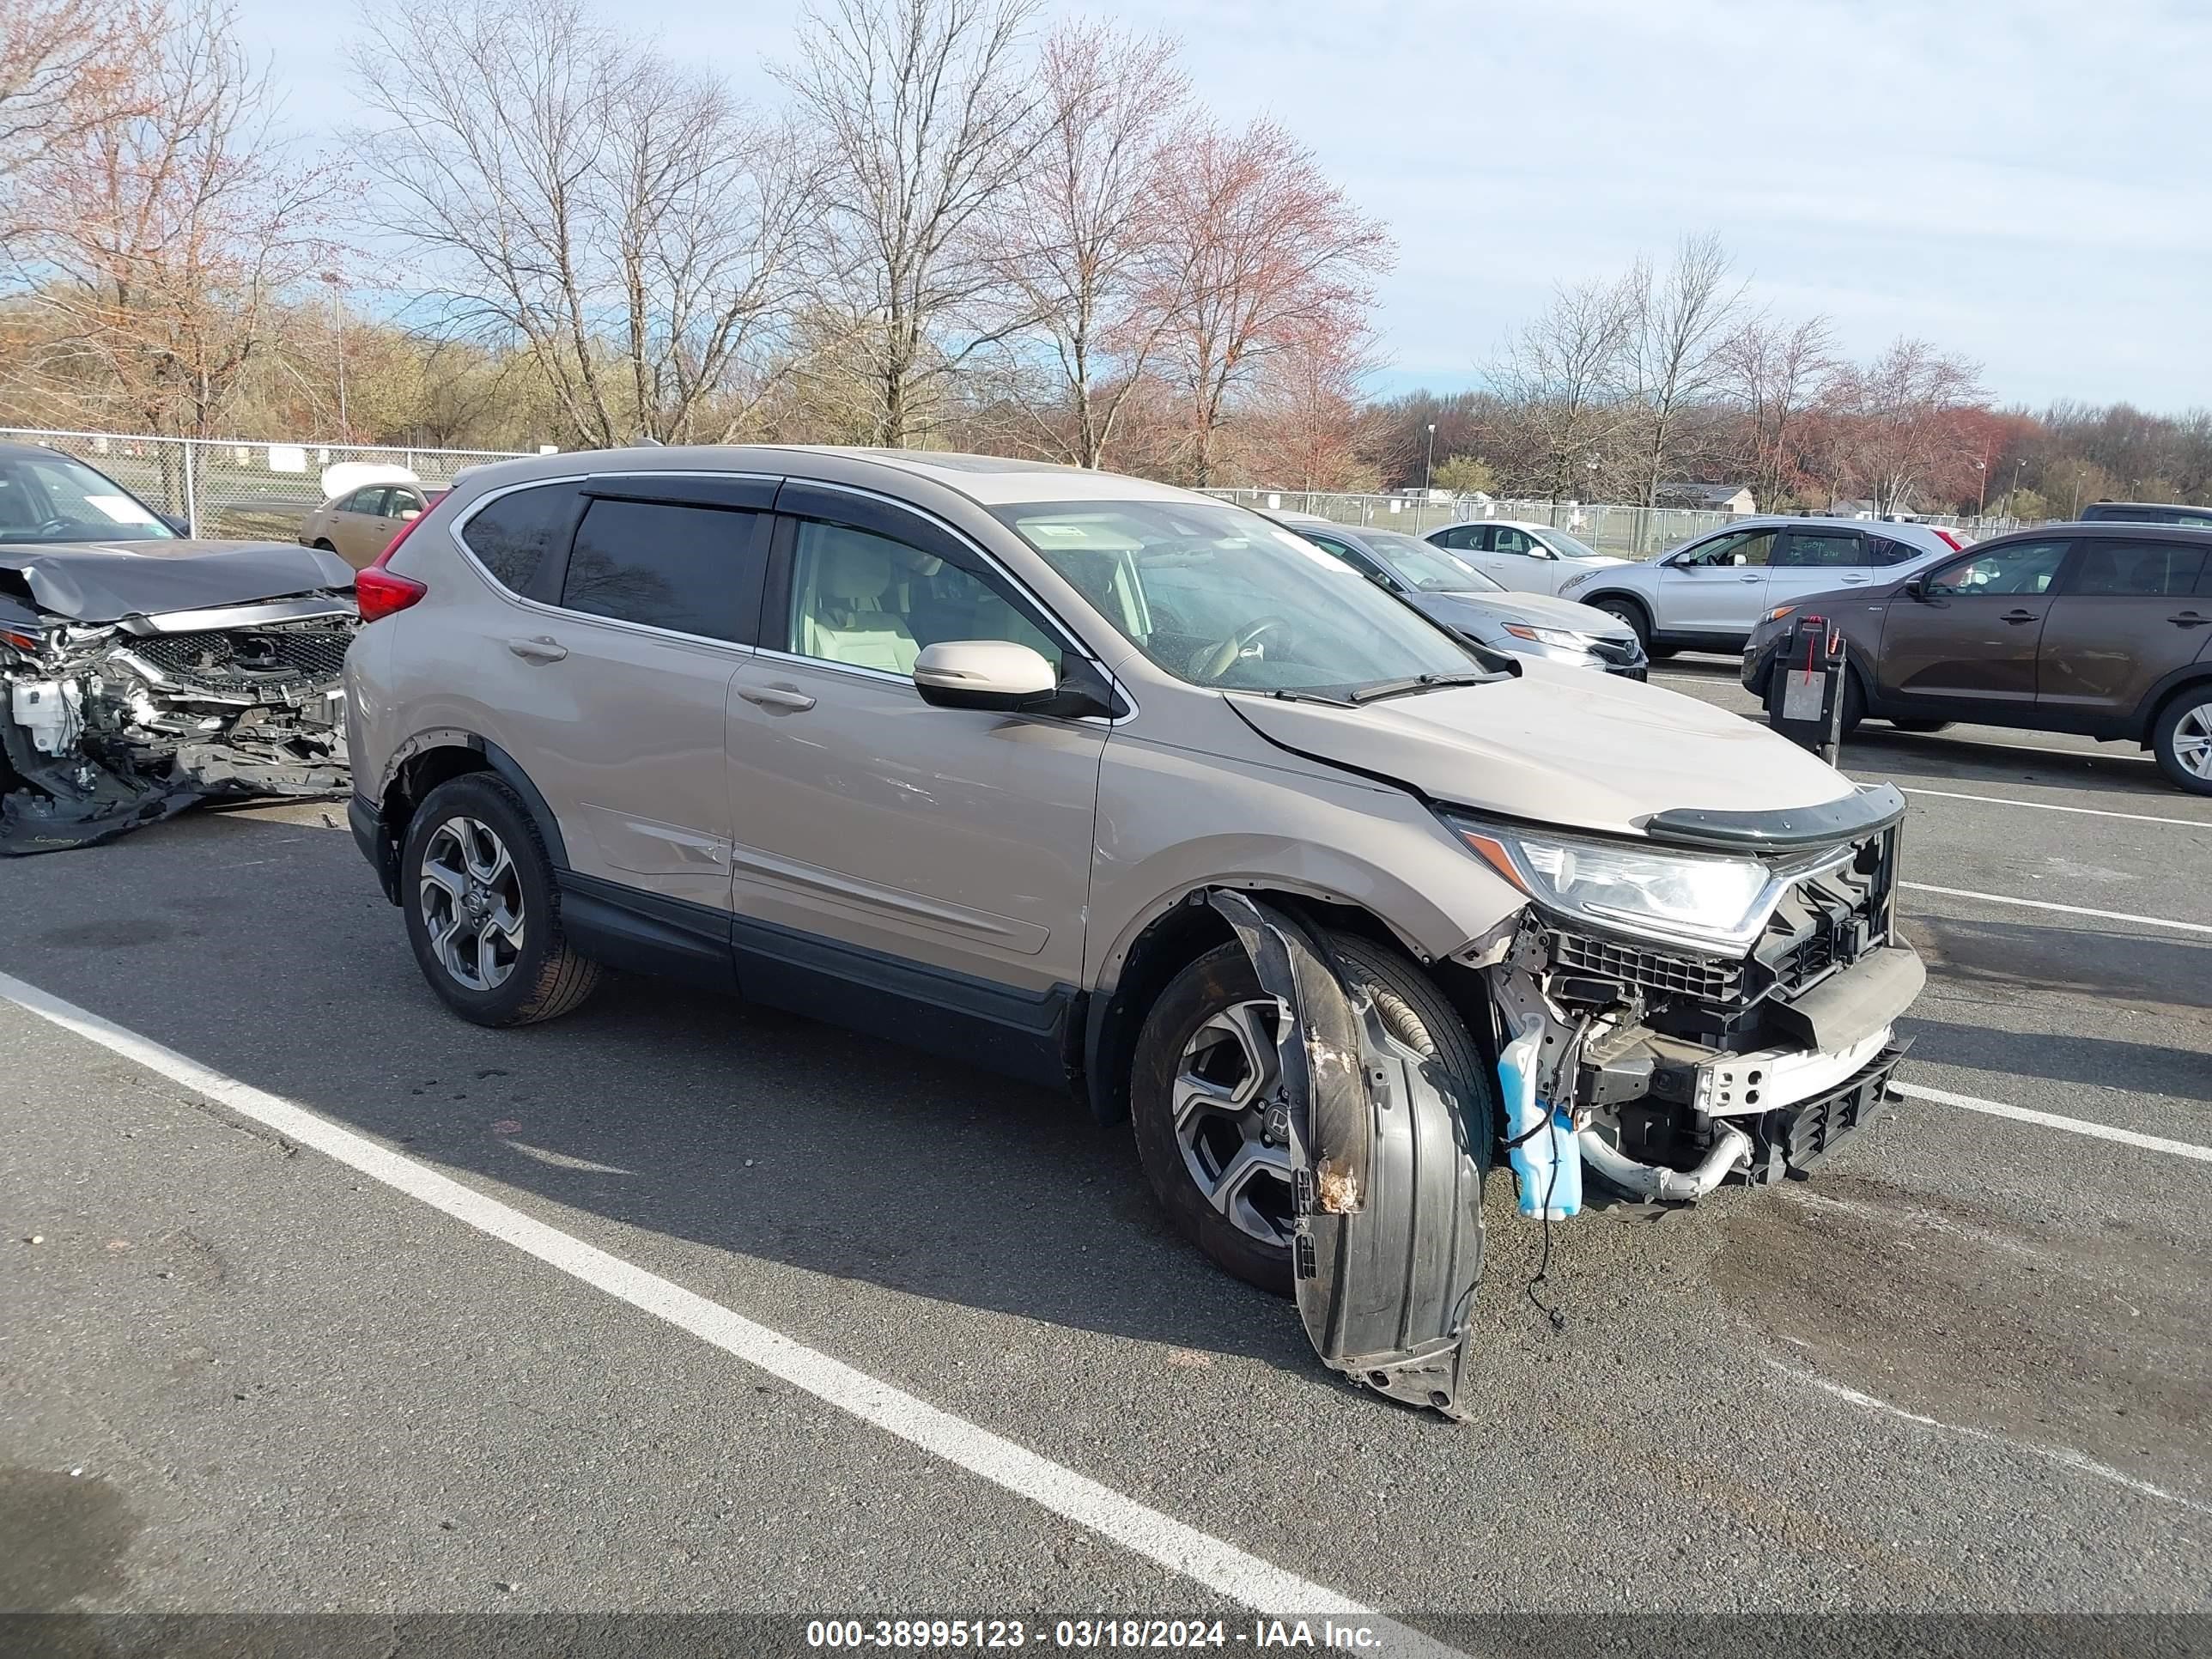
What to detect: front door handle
<box><xmin>2170</xmin><ymin>611</ymin><xmax>2211</xmax><ymax>628</ymax></box>
<box><xmin>506</xmin><ymin>635</ymin><xmax>568</xmax><ymax>663</ymax></box>
<box><xmin>2000</xmin><ymin>610</ymin><xmax>2039</xmax><ymax>625</ymax></box>
<box><xmin>1739</xmin><ymin>574</ymin><xmax>1764</xmax><ymax>582</ymax></box>
<box><xmin>739</xmin><ymin>684</ymin><xmax>816</xmax><ymax>713</ymax></box>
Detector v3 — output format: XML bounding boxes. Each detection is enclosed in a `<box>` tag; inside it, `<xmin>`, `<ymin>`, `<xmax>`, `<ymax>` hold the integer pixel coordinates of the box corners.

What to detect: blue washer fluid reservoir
<box><xmin>1498</xmin><ymin>1024</ymin><xmax>1583</xmax><ymax>1220</ymax></box>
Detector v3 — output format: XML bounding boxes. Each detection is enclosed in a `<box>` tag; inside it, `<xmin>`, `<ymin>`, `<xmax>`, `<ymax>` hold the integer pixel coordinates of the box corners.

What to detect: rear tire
<box><xmin>1128</xmin><ymin>928</ymin><xmax>1493</xmax><ymax>1297</ymax></box>
<box><xmin>2152</xmin><ymin>687</ymin><xmax>2212</xmax><ymax>795</ymax></box>
<box><xmin>400</xmin><ymin>773</ymin><xmax>603</xmax><ymax>1026</ymax></box>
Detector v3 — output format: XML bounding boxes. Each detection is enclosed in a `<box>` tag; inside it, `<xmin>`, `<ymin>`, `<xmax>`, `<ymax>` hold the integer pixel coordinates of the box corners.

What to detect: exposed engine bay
<box><xmin>0</xmin><ymin>542</ymin><xmax>357</xmax><ymax>854</ymax></box>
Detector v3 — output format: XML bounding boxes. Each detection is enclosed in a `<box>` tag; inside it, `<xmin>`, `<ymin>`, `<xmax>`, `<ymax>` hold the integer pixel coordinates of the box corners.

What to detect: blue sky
<box><xmin>246</xmin><ymin>0</ymin><xmax>2212</xmax><ymax>410</ymax></box>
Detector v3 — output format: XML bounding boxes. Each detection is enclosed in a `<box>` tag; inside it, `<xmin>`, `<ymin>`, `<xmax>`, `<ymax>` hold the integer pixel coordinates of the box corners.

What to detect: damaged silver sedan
<box><xmin>0</xmin><ymin>443</ymin><xmax>356</xmax><ymax>854</ymax></box>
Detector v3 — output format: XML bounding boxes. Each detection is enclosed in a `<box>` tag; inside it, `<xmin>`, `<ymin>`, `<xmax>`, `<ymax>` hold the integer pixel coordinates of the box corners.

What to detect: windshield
<box><xmin>1361</xmin><ymin>531</ymin><xmax>1504</xmax><ymax>592</ymax></box>
<box><xmin>0</xmin><ymin>453</ymin><xmax>177</xmax><ymax>544</ymax></box>
<box><xmin>996</xmin><ymin>500</ymin><xmax>1490</xmax><ymax>696</ymax></box>
<box><xmin>1544</xmin><ymin>528</ymin><xmax>1604</xmax><ymax>560</ymax></box>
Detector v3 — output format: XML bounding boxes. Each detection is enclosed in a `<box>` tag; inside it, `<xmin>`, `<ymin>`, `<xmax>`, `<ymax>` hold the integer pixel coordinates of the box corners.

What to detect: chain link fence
<box><xmin>2</xmin><ymin>427</ymin><xmax>538</xmax><ymax>541</ymax></box>
<box><xmin>1202</xmin><ymin>487</ymin><xmax>2033</xmax><ymax>558</ymax></box>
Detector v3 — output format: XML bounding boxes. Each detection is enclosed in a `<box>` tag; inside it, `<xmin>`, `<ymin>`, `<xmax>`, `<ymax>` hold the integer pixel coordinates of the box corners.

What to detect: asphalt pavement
<box><xmin>2</xmin><ymin>662</ymin><xmax>2207</xmax><ymax>1654</ymax></box>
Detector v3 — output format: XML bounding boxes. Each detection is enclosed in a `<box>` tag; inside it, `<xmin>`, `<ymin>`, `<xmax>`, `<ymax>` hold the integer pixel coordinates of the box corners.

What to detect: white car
<box><xmin>1424</xmin><ymin>519</ymin><xmax>1631</xmax><ymax>596</ymax></box>
<box><xmin>1552</xmin><ymin>516</ymin><xmax>1966</xmax><ymax>655</ymax></box>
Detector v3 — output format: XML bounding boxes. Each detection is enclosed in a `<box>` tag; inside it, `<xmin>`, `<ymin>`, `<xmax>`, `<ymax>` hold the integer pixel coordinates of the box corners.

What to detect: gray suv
<box><xmin>345</xmin><ymin>447</ymin><xmax>1924</xmax><ymax>1418</ymax></box>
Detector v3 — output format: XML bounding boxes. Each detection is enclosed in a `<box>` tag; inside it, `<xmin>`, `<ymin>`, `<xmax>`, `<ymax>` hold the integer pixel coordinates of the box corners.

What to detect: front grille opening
<box><xmin>130</xmin><ymin>624</ymin><xmax>353</xmax><ymax>692</ymax></box>
<box><xmin>1546</xmin><ymin>929</ymin><xmax>1742</xmax><ymax>1003</ymax></box>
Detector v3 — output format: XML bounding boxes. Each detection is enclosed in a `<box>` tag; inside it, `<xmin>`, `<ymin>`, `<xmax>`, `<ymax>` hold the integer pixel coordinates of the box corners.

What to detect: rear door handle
<box><xmin>2000</xmin><ymin>610</ymin><xmax>2040</xmax><ymax>625</ymax></box>
<box><xmin>1838</xmin><ymin>574</ymin><xmax>1871</xmax><ymax>585</ymax></box>
<box><xmin>2170</xmin><ymin>611</ymin><xmax>2211</xmax><ymax>628</ymax></box>
<box><xmin>739</xmin><ymin>684</ymin><xmax>816</xmax><ymax>713</ymax></box>
<box><xmin>1738</xmin><ymin>574</ymin><xmax>1764</xmax><ymax>582</ymax></box>
<box><xmin>506</xmin><ymin>635</ymin><xmax>568</xmax><ymax>663</ymax></box>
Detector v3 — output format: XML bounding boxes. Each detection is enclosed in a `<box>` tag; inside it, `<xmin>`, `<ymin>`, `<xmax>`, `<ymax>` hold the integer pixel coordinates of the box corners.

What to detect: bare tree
<box><xmin>353</xmin><ymin>0</ymin><xmax>816</xmax><ymax>447</ymax></box>
<box><xmin>1491</xmin><ymin>271</ymin><xmax>1637</xmax><ymax>501</ymax></box>
<box><xmin>1622</xmin><ymin>231</ymin><xmax>1743</xmax><ymax>513</ymax></box>
<box><xmin>0</xmin><ymin>0</ymin><xmax>131</xmax><ymax>202</ymax></box>
<box><xmin>996</xmin><ymin>20</ymin><xmax>1186</xmax><ymax>467</ymax></box>
<box><xmin>1718</xmin><ymin>311</ymin><xmax>1835</xmax><ymax>509</ymax></box>
<box><xmin>775</xmin><ymin>0</ymin><xmax>1042</xmax><ymax>447</ymax></box>
<box><xmin>7</xmin><ymin>0</ymin><xmax>331</xmax><ymax>449</ymax></box>
<box><xmin>1149</xmin><ymin>118</ymin><xmax>1391</xmax><ymax>487</ymax></box>
<box><xmin>1825</xmin><ymin>337</ymin><xmax>1987</xmax><ymax>513</ymax></box>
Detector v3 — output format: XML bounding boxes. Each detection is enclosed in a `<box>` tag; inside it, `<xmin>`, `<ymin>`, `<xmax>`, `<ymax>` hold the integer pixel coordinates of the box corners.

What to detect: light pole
<box><xmin>1974</xmin><ymin>459</ymin><xmax>1987</xmax><ymax>518</ymax></box>
<box><xmin>1423</xmin><ymin>422</ymin><xmax>1437</xmax><ymax>497</ymax></box>
<box><xmin>2008</xmin><ymin>457</ymin><xmax>2025</xmax><ymax>517</ymax></box>
<box><xmin>319</xmin><ymin>271</ymin><xmax>348</xmax><ymax>441</ymax></box>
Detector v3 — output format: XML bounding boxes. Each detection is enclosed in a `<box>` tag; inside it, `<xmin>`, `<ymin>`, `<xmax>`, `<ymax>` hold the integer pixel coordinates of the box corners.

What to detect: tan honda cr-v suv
<box><xmin>344</xmin><ymin>446</ymin><xmax>1923</xmax><ymax>1417</ymax></box>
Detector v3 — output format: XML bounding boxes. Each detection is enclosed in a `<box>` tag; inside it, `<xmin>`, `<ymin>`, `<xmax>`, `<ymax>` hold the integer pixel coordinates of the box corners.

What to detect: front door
<box><xmin>1476</xmin><ymin>525</ymin><xmax>1559</xmax><ymax>594</ymax></box>
<box><xmin>726</xmin><ymin>489</ymin><xmax>1107</xmax><ymax>1050</ymax></box>
<box><xmin>1875</xmin><ymin>538</ymin><xmax>2072</xmax><ymax>709</ymax></box>
<box><xmin>2036</xmin><ymin>536</ymin><xmax>2211</xmax><ymax>722</ymax></box>
<box><xmin>1655</xmin><ymin>526</ymin><xmax>1776</xmax><ymax>636</ymax></box>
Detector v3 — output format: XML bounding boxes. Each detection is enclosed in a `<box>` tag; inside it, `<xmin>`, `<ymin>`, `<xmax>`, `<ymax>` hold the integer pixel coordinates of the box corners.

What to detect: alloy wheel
<box><xmin>419</xmin><ymin>817</ymin><xmax>526</xmax><ymax>991</ymax></box>
<box><xmin>2175</xmin><ymin>704</ymin><xmax>2212</xmax><ymax>781</ymax></box>
<box><xmin>1172</xmin><ymin>999</ymin><xmax>1297</xmax><ymax>1247</ymax></box>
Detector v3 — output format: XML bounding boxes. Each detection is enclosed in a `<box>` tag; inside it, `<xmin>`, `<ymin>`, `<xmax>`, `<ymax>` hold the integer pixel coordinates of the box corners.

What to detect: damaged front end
<box><xmin>0</xmin><ymin>595</ymin><xmax>356</xmax><ymax>854</ymax></box>
<box><xmin>1456</xmin><ymin>788</ymin><xmax>1923</xmax><ymax>1209</ymax></box>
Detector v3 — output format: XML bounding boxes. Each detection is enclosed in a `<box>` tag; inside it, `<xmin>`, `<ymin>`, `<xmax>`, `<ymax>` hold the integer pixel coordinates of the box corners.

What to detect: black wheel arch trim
<box><xmin>2137</xmin><ymin>665</ymin><xmax>2212</xmax><ymax>739</ymax></box>
<box><xmin>372</xmin><ymin>729</ymin><xmax>570</xmax><ymax>872</ymax></box>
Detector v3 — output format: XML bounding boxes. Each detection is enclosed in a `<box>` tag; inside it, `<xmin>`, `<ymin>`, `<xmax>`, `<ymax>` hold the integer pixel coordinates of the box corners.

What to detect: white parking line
<box><xmin>1899</xmin><ymin>787</ymin><xmax>2212</xmax><ymax>830</ymax></box>
<box><xmin>1899</xmin><ymin>881</ymin><xmax>2212</xmax><ymax>935</ymax></box>
<box><xmin>1893</xmin><ymin>1080</ymin><xmax>2212</xmax><ymax>1165</ymax></box>
<box><xmin>0</xmin><ymin>969</ymin><xmax>1450</xmax><ymax>1647</ymax></box>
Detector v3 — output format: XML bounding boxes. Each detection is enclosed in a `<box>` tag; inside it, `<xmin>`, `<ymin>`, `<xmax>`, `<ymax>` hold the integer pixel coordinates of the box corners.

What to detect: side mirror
<box><xmin>158</xmin><ymin>512</ymin><xmax>189</xmax><ymax>536</ymax></box>
<box><xmin>913</xmin><ymin>641</ymin><xmax>1060</xmax><ymax>712</ymax></box>
<box><xmin>1902</xmin><ymin>578</ymin><xmax>1927</xmax><ymax>601</ymax></box>
<box><xmin>399</xmin><ymin>507</ymin><xmax>422</xmax><ymax>522</ymax></box>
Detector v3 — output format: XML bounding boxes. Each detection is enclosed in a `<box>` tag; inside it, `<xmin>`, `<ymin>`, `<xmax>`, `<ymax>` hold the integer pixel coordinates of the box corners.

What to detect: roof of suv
<box><xmin>449</xmin><ymin>444</ymin><xmax>1213</xmax><ymax>510</ymax></box>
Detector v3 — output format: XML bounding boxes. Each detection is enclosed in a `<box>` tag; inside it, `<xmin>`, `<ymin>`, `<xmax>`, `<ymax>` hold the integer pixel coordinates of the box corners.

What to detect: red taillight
<box><xmin>1933</xmin><ymin>529</ymin><xmax>1964</xmax><ymax>550</ymax></box>
<box><xmin>356</xmin><ymin>511</ymin><xmax>429</xmax><ymax>623</ymax></box>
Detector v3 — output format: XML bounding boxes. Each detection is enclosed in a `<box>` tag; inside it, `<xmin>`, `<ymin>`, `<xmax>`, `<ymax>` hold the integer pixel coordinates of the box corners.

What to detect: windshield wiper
<box><xmin>1346</xmin><ymin>671</ymin><xmax>1497</xmax><ymax>704</ymax></box>
<box><xmin>1261</xmin><ymin>687</ymin><xmax>1353</xmax><ymax>707</ymax></box>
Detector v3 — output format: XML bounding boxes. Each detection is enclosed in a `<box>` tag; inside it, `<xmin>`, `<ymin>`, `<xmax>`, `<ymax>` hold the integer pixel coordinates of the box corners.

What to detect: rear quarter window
<box><xmin>457</xmin><ymin>483</ymin><xmax>584</xmax><ymax>595</ymax></box>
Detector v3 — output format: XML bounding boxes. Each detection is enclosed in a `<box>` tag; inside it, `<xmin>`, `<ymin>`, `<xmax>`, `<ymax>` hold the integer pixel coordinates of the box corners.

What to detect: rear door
<box><xmin>1654</xmin><ymin>526</ymin><xmax>1775</xmax><ymax>636</ymax></box>
<box><xmin>2036</xmin><ymin>536</ymin><xmax>2210</xmax><ymax>724</ymax></box>
<box><xmin>461</xmin><ymin>472</ymin><xmax>774</xmax><ymax>915</ymax></box>
<box><xmin>1765</xmin><ymin>526</ymin><xmax>1871</xmax><ymax>615</ymax></box>
<box><xmin>1875</xmin><ymin>537</ymin><xmax>2072</xmax><ymax>709</ymax></box>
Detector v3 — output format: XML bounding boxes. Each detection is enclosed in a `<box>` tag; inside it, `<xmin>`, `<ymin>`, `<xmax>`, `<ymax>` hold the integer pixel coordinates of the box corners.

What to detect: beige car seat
<box><xmin>801</xmin><ymin>532</ymin><xmax>921</xmax><ymax>674</ymax></box>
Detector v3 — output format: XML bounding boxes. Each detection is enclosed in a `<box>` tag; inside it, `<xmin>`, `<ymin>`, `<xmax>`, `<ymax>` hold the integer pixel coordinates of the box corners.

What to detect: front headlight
<box><xmin>1447</xmin><ymin>815</ymin><xmax>1781</xmax><ymax>952</ymax></box>
<box><xmin>1501</xmin><ymin>623</ymin><xmax>1605</xmax><ymax>653</ymax></box>
<box><xmin>1761</xmin><ymin>604</ymin><xmax>1797</xmax><ymax>626</ymax></box>
<box><xmin>1556</xmin><ymin>573</ymin><xmax>1594</xmax><ymax>594</ymax></box>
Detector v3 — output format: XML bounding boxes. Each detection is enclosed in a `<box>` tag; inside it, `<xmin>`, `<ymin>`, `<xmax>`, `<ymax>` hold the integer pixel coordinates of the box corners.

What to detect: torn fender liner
<box><xmin>1208</xmin><ymin>892</ymin><xmax>1486</xmax><ymax>1419</ymax></box>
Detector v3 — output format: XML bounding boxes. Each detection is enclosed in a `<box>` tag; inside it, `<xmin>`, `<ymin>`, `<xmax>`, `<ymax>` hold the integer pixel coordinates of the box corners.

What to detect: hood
<box><xmin>1419</xmin><ymin>589</ymin><xmax>1636</xmax><ymax>640</ymax></box>
<box><xmin>1228</xmin><ymin>659</ymin><xmax>1856</xmax><ymax>836</ymax></box>
<box><xmin>0</xmin><ymin>538</ymin><xmax>356</xmax><ymax>623</ymax></box>
<box><xmin>1565</xmin><ymin>554</ymin><xmax>1631</xmax><ymax>568</ymax></box>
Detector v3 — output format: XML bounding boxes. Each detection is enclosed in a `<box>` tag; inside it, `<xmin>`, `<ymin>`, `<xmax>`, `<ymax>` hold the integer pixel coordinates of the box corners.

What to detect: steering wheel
<box><xmin>34</xmin><ymin>517</ymin><xmax>70</xmax><ymax>537</ymax></box>
<box><xmin>1192</xmin><ymin>615</ymin><xmax>1289</xmax><ymax>684</ymax></box>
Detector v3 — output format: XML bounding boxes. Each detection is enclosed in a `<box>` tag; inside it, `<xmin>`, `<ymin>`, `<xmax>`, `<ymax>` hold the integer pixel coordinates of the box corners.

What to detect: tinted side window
<box><xmin>459</xmin><ymin>483</ymin><xmax>584</xmax><ymax>594</ymax></box>
<box><xmin>1866</xmin><ymin>535</ymin><xmax>1921</xmax><ymax>566</ymax></box>
<box><xmin>2066</xmin><ymin>538</ymin><xmax>2207</xmax><ymax>598</ymax></box>
<box><xmin>1435</xmin><ymin>525</ymin><xmax>1485</xmax><ymax>551</ymax></box>
<box><xmin>1923</xmin><ymin>540</ymin><xmax>2070</xmax><ymax>598</ymax></box>
<box><xmin>1772</xmin><ymin>529</ymin><xmax>1864</xmax><ymax>568</ymax></box>
<box><xmin>1311</xmin><ymin>534</ymin><xmax>1394</xmax><ymax>586</ymax></box>
<box><xmin>560</xmin><ymin>499</ymin><xmax>763</xmax><ymax>640</ymax></box>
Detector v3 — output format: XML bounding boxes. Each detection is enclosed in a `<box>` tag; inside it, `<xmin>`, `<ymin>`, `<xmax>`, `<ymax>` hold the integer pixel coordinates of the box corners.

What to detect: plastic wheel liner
<box><xmin>1208</xmin><ymin>893</ymin><xmax>1486</xmax><ymax>1419</ymax></box>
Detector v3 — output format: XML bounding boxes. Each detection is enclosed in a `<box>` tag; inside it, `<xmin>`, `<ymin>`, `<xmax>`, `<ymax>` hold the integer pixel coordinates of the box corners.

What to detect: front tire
<box><xmin>1890</xmin><ymin>718</ymin><xmax>1951</xmax><ymax>734</ymax></box>
<box><xmin>1129</xmin><ymin>929</ymin><xmax>1493</xmax><ymax>1296</ymax></box>
<box><xmin>2153</xmin><ymin>688</ymin><xmax>2212</xmax><ymax>795</ymax></box>
<box><xmin>401</xmin><ymin>773</ymin><xmax>603</xmax><ymax>1025</ymax></box>
<box><xmin>1593</xmin><ymin>598</ymin><xmax>1651</xmax><ymax>655</ymax></box>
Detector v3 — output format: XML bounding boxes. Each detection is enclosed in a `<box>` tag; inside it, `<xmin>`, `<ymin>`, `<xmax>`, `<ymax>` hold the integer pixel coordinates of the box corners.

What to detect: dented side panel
<box><xmin>1210</xmin><ymin>893</ymin><xmax>1486</xmax><ymax>1419</ymax></box>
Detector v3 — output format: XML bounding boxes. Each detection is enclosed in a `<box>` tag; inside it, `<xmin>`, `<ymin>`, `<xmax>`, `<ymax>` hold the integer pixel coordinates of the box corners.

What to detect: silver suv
<box><xmin>1555</xmin><ymin>516</ymin><xmax>1964</xmax><ymax>655</ymax></box>
<box><xmin>345</xmin><ymin>447</ymin><xmax>1924</xmax><ymax>1417</ymax></box>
